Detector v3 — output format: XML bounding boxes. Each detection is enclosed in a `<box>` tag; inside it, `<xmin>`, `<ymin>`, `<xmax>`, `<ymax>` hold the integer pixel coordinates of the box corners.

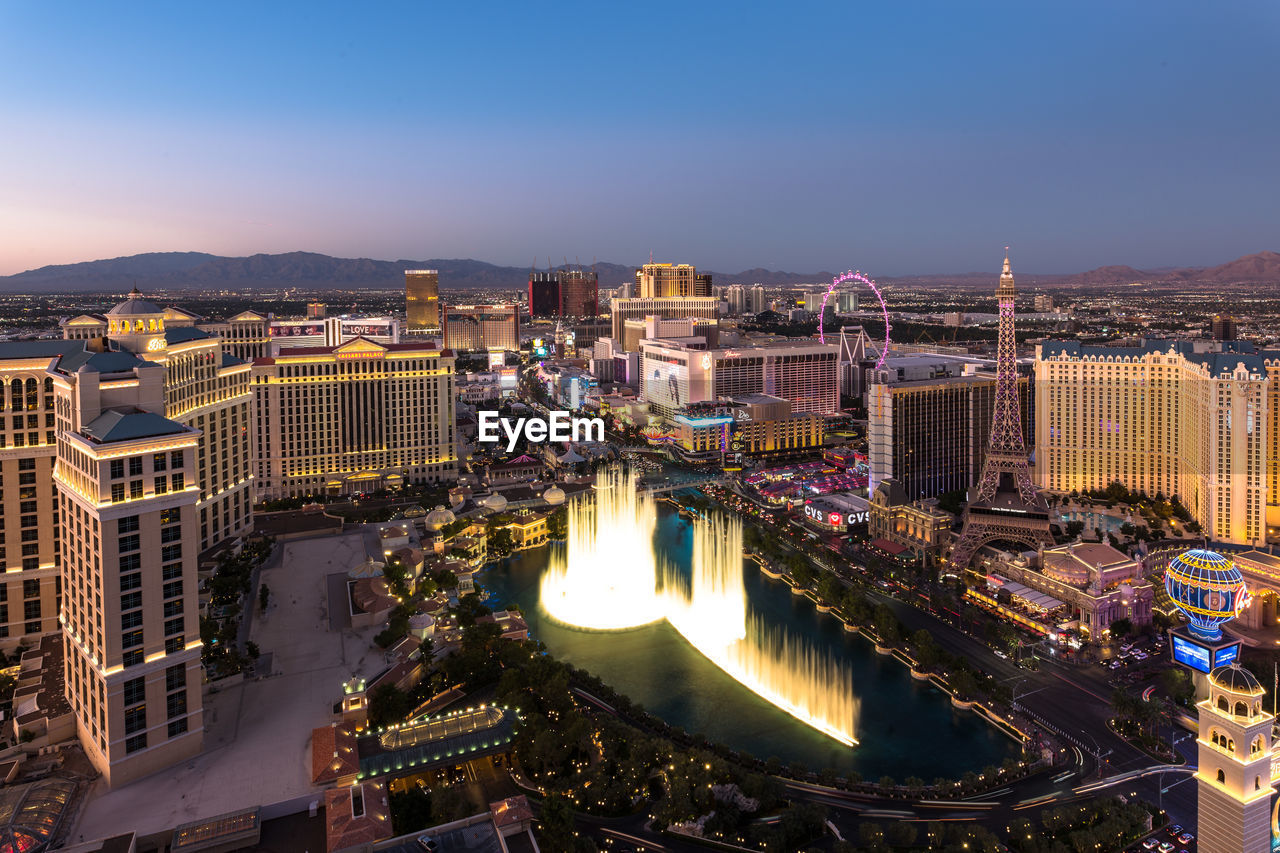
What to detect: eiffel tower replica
<box><xmin>947</xmin><ymin>251</ymin><xmax>1054</xmax><ymax>571</ymax></box>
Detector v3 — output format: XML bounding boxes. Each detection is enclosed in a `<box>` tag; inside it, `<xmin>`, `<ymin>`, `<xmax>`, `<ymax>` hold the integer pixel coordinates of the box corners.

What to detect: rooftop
<box><xmin>81</xmin><ymin>409</ymin><xmax>189</xmax><ymax>444</ymax></box>
<box><xmin>325</xmin><ymin>783</ymin><xmax>392</xmax><ymax>853</ymax></box>
<box><xmin>165</xmin><ymin>326</ymin><xmax>214</xmax><ymax>345</ymax></box>
<box><xmin>105</xmin><ymin>288</ymin><xmax>163</xmax><ymax>317</ymax></box>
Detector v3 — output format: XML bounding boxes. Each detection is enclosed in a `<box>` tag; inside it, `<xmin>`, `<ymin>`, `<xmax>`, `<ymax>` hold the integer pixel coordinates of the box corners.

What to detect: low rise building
<box><xmin>868</xmin><ymin>478</ymin><xmax>953</xmax><ymax>564</ymax></box>
<box><xmin>975</xmin><ymin>541</ymin><xmax>1154</xmax><ymax>641</ymax></box>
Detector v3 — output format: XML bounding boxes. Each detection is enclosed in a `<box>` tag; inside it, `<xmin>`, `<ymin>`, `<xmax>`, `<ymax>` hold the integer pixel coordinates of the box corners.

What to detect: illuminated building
<box><xmin>639</xmin><ymin>338</ymin><xmax>839</xmax><ymax>419</ymax></box>
<box><xmin>51</xmin><ymin>358</ymin><xmax>204</xmax><ymax>786</ymax></box>
<box><xmin>609</xmin><ymin>297</ymin><xmax>720</xmax><ymax>350</ymax></box>
<box><xmin>1212</xmin><ymin>314</ymin><xmax>1237</xmax><ymax>341</ymax></box>
<box><xmin>405</xmin><ymin>269</ymin><xmax>440</xmax><ymax>330</ymax></box>
<box><xmin>635</xmin><ymin>263</ymin><xmax>712</xmax><ymax>298</ymax></box>
<box><xmin>68</xmin><ymin>289</ymin><xmax>254</xmax><ymax>553</ymax></box>
<box><xmin>1195</xmin><ymin>665</ymin><xmax>1273</xmax><ymax>853</ymax></box>
<box><xmin>529</xmin><ymin>270</ymin><xmax>599</xmax><ymax>318</ymax></box>
<box><xmin>66</xmin><ymin>307</ymin><xmax>273</xmax><ymax>363</ymax></box>
<box><xmin>0</xmin><ymin>343</ymin><xmax>82</xmax><ymax>651</ymax></box>
<box><xmin>672</xmin><ymin>395</ymin><xmax>826</xmax><ymax>462</ymax></box>
<box><xmin>948</xmin><ymin>252</ymin><xmax>1054</xmax><ymax>571</ymax></box>
<box><xmin>868</xmin><ymin>478</ymin><xmax>952</xmax><ymax>564</ymax></box>
<box><xmin>442</xmin><ymin>304</ymin><xmax>519</xmax><ymax>353</ymax></box>
<box><xmin>251</xmin><ymin>337</ymin><xmax>457</xmax><ymax>498</ymax></box>
<box><xmin>800</xmin><ymin>494</ymin><xmax>870</xmax><ymax>534</ymax></box>
<box><xmin>194</xmin><ymin>311</ymin><xmax>271</xmax><ymax>362</ymax></box>
<box><xmin>977</xmin><ymin>542</ymin><xmax>1153</xmax><ymax>639</ymax></box>
<box><xmin>1035</xmin><ymin>340</ymin><xmax>1270</xmax><ymax>546</ymax></box>
<box><xmin>619</xmin><ymin>315</ymin><xmax>719</xmax><ymax>354</ymax></box>
<box><xmin>868</xmin><ymin>371</ymin><xmax>1030</xmax><ymax>501</ymax></box>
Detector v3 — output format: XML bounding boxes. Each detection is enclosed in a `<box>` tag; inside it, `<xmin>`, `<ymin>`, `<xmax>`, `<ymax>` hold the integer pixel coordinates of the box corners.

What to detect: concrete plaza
<box><xmin>71</xmin><ymin>532</ymin><xmax>387</xmax><ymax>843</ymax></box>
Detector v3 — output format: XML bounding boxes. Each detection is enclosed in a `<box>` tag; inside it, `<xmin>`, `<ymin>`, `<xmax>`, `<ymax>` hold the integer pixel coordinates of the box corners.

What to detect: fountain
<box><xmin>540</xmin><ymin>465</ymin><xmax>859</xmax><ymax>745</ymax></box>
<box><xmin>540</xmin><ymin>466</ymin><xmax>666</xmax><ymax>630</ymax></box>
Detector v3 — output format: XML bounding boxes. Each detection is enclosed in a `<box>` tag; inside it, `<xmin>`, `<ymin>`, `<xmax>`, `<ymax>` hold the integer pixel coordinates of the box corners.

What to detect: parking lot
<box><xmin>1126</xmin><ymin>822</ymin><xmax>1197</xmax><ymax>853</ymax></box>
<box><xmin>1101</xmin><ymin>635</ymin><xmax>1169</xmax><ymax>685</ymax></box>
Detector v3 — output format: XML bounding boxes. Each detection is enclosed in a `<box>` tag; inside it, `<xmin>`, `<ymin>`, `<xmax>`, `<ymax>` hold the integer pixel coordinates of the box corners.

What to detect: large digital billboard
<box><xmin>270</xmin><ymin>322</ymin><xmax>324</xmax><ymax>337</ymax></box>
<box><xmin>1213</xmin><ymin>642</ymin><xmax>1242</xmax><ymax>669</ymax></box>
<box><xmin>1171</xmin><ymin>634</ymin><xmax>1212</xmax><ymax>673</ymax></box>
<box><xmin>341</xmin><ymin>321</ymin><xmax>393</xmax><ymax>338</ymax></box>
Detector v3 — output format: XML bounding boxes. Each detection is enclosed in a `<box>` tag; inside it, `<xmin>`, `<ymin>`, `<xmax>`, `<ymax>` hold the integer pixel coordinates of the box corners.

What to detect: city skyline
<box><xmin>3</xmin><ymin>2</ymin><xmax>1279</xmax><ymax>277</ymax></box>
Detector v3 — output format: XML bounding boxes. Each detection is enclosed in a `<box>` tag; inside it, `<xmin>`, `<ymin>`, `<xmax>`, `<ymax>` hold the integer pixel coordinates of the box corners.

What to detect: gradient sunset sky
<box><xmin>2</xmin><ymin>1</ymin><xmax>1277</xmax><ymax>276</ymax></box>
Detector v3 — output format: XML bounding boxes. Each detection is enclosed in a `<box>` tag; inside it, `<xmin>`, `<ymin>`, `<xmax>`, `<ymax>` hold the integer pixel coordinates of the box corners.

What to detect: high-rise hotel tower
<box><xmin>251</xmin><ymin>337</ymin><xmax>458</xmax><ymax>499</ymax></box>
<box><xmin>46</xmin><ymin>288</ymin><xmax>254</xmax><ymax>784</ymax></box>
<box><xmin>405</xmin><ymin>269</ymin><xmax>441</xmax><ymax>330</ymax></box>
<box><xmin>1035</xmin><ymin>340</ymin><xmax>1270</xmax><ymax>546</ymax></box>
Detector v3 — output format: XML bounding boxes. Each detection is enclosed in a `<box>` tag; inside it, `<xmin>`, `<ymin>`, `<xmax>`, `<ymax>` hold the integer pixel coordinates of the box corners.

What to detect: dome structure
<box><xmin>542</xmin><ymin>485</ymin><xmax>566</xmax><ymax>506</ymax></box>
<box><xmin>1210</xmin><ymin>664</ymin><xmax>1265</xmax><ymax>696</ymax></box>
<box><xmin>479</xmin><ymin>492</ymin><xmax>508</xmax><ymax>512</ymax></box>
<box><xmin>1041</xmin><ymin>550</ymin><xmax>1090</xmax><ymax>586</ymax></box>
<box><xmin>424</xmin><ymin>505</ymin><xmax>456</xmax><ymax>531</ymax></box>
<box><xmin>1164</xmin><ymin>548</ymin><xmax>1250</xmax><ymax>641</ymax></box>
<box><xmin>105</xmin><ymin>286</ymin><xmax>164</xmax><ymax>317</ymax></box>
<box><xmin>104</xmin><ymin>286</ymin><xmax>167</xmax><ymax>345</ymax></box>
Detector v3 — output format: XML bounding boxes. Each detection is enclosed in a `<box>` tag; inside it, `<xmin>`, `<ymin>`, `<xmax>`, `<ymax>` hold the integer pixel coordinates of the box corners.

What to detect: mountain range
<box><xmin>2</xmin><ymin>250</ymin><xmax>1278</xmax><ymax>293</ymax></box>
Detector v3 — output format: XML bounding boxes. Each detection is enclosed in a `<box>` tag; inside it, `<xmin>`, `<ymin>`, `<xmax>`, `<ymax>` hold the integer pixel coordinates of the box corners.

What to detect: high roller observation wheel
<box><xmin>818</xmin><ymin>270</ymin><xmax>890</xmax><ymax>370</ymax></box>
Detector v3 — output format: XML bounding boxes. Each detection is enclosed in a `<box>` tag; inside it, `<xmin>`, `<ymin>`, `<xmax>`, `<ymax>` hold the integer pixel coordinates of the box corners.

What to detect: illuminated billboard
<box><xmin>341</xmin><ymin>321</ymin><xmax>393</xmax><ymax>338</ymax></box>
<box><xmin>1170</xmin><ymin>634</ymin><xmax>1212</xmax><ymax>673</ymax></box>
<box><xmin>269</xmin><ymin>322</ymin><xmax>324</xmax><ymax>337</ymax></box>
<box><xmin>1213</xmin><ymin>642</ymin><xmax>1242</xmax><ymax>669</ymax></box>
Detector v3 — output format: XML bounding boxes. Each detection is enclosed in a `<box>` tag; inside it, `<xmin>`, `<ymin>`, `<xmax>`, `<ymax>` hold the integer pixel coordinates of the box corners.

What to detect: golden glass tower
<box><xmin>405</xmin><ymin>269</ymin><xmax>440</xmax><ymax>329</ymax></box>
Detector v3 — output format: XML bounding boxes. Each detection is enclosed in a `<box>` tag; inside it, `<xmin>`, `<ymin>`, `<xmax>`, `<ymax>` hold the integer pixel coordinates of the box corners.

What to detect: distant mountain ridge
<box><xmin>2</xmin><ymin>249</ymin><xmax>1277</xmax><ymax>293</ymax></box>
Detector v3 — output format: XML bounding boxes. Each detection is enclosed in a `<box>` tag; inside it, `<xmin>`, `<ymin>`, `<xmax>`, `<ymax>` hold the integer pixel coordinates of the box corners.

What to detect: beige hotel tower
<box><xmin>47</xmin><ymin>288</ymin><xmax>252</xmax><ymax>785</ymax></box>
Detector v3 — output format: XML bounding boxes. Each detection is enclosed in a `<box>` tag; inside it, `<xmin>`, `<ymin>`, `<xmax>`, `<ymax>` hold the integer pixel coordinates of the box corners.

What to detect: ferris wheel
<box><xmin>818</xmin><ymin>270</ymin><xmax>890</xmax><ymax>370</ymax></box>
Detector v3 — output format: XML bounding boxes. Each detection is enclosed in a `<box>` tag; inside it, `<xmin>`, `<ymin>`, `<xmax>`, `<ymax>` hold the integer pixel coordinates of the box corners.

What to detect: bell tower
<box><xmin>1196</xmin><ymin>664</ymin><xmax>1274</xmax><ymax>853</ymax></box>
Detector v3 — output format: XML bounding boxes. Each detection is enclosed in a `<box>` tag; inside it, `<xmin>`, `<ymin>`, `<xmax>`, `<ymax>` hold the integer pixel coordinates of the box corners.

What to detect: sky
<box><xmin>1</xmin><ymin>1</ymin><xmax>1278</xmax><ymax>277</ymax></box>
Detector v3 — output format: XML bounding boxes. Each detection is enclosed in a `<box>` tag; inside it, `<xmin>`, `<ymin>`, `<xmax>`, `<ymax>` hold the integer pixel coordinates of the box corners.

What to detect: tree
<box><xmin>950</xmin><ymin>669</ymin><xmax>979</xmax><ymax>700</ymax></box>
<box><xmin>817</xmin><ymin>572</ymin><xmax>843</xmax><ymax>604</ymax></box>
<box><xmin>1109</xmin><ymin>618</ymin><xmax>1133</xmax><ymax>639</ymax></box>
<box><xmin>245</xmin><ymin>641</ymin><xmax>260</xmax><ymax>660</ymax></box>
<box><xmin>1161</xmin><ymin>668</ymin><xmax>1195</xmax><ymax>707</ymax></box>
<box><xmin>912</xmin><ymin>629</ymin><xmax>940</xmax><ymax>670</ymax></box>
<box><xmin>886</xmin><ymin>821</ymin><xmax>918</xmax><ymax>846</ymax></box>
<box><xmin>368</xmin><ymin>683</ymin><xmax>411</xmax><ymax>728</ymax></box>
<box><xmin>787</xmin><ymin>553</ymin><xmax>815</xmax><ymax>588</ymax></box>
<box><xmin>547</xmin><ymin>507</ymin><xmax>568</xmax><ymax>539</ymax></box>
<box><xmin>489</xmin><ymin>527</ymin><xmax>515</xmax><ymax>559</ymax></box>
<box><xmin>536</xmin><ymin>793</ymin><xmax>578</xmax><ymax>850</ymax></box>
<box><xmin>258</xmin><ymin>584</ymin><xmax>270</xmax><ymax>612</ymax></box>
